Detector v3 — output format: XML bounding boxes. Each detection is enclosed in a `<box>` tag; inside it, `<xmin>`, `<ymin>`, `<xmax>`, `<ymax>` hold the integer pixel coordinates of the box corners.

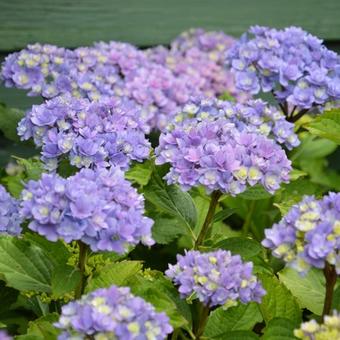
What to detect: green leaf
<box><xmin>332</xmin><ymin>285</ymin><xmax>340</xmax><ymax>310</ymax></box>
<box><xmin>151</xmin><ymin>215</ymin><xmax>187</xmax><ymax>244</ymax></box>
<box><xmin>259</xmin><ymin>274</ymin><xmax>301</xmax><ymax>324</ymax></box>
<box><xmin>0</xmin><ymin>280</ymin><xmax>19</xmax><ymax>314</ymax></box>
<box><xmin>262</xmin><ymin>317</ymin><xmax>298</xmax><ymax>340</ymax></box>
<box><xmin>15</xmin><ymin>157</ymin><xmax>43</xmax><ymax>181</ymax></box>
<box><xmin>215</xmin><ymin>237</ymin><xmax>262</xmax><ymax>260</ymax></box>
<box><xmin>0</xmin><ymin>104</ymin><xmax>24</xmax><ymax>142</ymax></box>
<box><xmin>305</xmin><ymin>109</ymin><xmax>340</xmax><ymax>144</ymax></box>
<box><xmin>125</xmin><ymin>160</ymin><xmax>153</xmax><ymax>186</ymax></box>
<box><xmin>25</xmin><ymin>313</ymin><xmax>59</xmax><ymax>340</ymax></box>
<box><xmin>143</xmin><ymin>170</ymin><xmax>197</xmax><ymax>229</ymax></box>
<box><xmin>278</xmin><ymin>267</ymin><xmax>325</xmax><ymax>315</ymax></box>
<box><xmin>238</xmin><ymin>185</ymin><xmax>272</xmax><ymax>200</ymax></box>
<box><xmin>51</xmin><ymin>265</ymin><xmax>81</xmax><ymax>298</ymax></box>
<box><xmin>208</xmin><ymin>330</ymin><xmax>259</xmax><ymax>339</ymax></box>
<box><xmin>289</xmin><ymin>169</ymin><xmax>307</xmax><ymax>181</ymax></box>
<box><xmin>0</xmin><ymin>236</ymin><xmax>53</xmax><ymax>293</ymax></box>
<box><xmin>204</xmin><ymin>303</ymin><xmax>262</xmax><ymax>338</ymax></box>
<box><xmin>213</xmin><ymin>208</ymin><xmax>236</xmax><ymax>223</ymax></box>
<box><xmin>86</xmin><ymin>260</ymin><xmax>143</xmax><ymax>292</ymax></box>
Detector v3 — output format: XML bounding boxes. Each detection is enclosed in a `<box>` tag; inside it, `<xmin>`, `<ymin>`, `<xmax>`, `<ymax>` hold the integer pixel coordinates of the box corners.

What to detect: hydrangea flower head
<box><xmin>0</xmin><ymin>331</ymin><xmax>11</xmax><ymax>340</ymax></box>
<box><xmin>227</xmin><ymin>26</ymin><xmax>340</xmax><ymax>112</ymax></box>
<box><xmin>262</xmin><ymin>192</ymin><xmax>340</xmax><ymax>274</ymax></box>
<box><xmin>155</xmin><ymin>104</ymin><xmax>292</xmax><ymax>195</ymax></box>
<box><xmin>0</xmin><ymin>185</ymin><xmax>22</xmax><ymax>235</ymax></box>
<box><xmin>168</xmin><ymin>97</ymin><xmax>299</xmax><ymax>150</ymax></box>
<box><xmin>20</xmin><ymin>167</ymin><xmax>154</xmax><ymax>253</ymax></box>
<box><xmin>55</xmin><ymin>285</ymin><xmax>173</xmax><ymax>340</ymax></box>
<box><xmin>166</xmin><ymin>250</ymin><xmax>265</xmax><ymax>308</ymax></box>
<box><xmin>147</xmin><ymin>28</ymin><xmax>248</xmax><ymax>103</ymax></box>
<box><xmin>294</xmin><ymin>311</ymin><xmax>340</xmax><ymax>339</ymax></box>
<box><xmin>18</xmin><ymin>94</ymin><xmax>151</xmax><ymax>170</ymax></box>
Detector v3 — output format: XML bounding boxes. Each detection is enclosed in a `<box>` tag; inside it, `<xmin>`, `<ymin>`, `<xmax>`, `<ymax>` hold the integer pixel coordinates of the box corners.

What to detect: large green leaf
<box><xmin>51</xmin><ymin>265</ymin><xmax>81</xmax><ymax>299</ymax></box>
<box><xmin>278</xmin><ymin>268</ymin><xmax>325</xmax><ymax>315</ymax></box>
<box><xmin>86</xmin><ymin>260</ymin><xmax>143</xmax><ymax>292</ymax></box>
<box><xmin>0</xmin><ymin>236</ymin><xmax>54</xmax><ymax>293</ymax></box>
<box><xmin>204</xmin><ymin>303</ymin><xmax>262</xmax><ymax>338</ymax></box>
<box><xmin>215</xmin><ymin>237</ymin><xmax>262</xmax><ymax>260</ymax></box>
<box><xmin>207</xmin><ymin>330</ymin><xmax>259</xmax><ymax>339</ymax></box>
<box><xmin>262</xmin><ymin>317</ymin><xmax>298</xmax><ymax>340</ymax></box>
<box><xmin>0</xmin><ymin>104</ymin><xmax>24</xmax><ymax>142</ymax></box>
<box><xmin>305</xmin><ymin>109</ymin><xmax>340</xmax><ymax>144</ymax></box>
<box><xmin>125</xmin><ymin>160</ymin><xmax>153</xmax><ymax>186</ymax></box>
<box><xmin>143</xmin><ymin>170</ymin><xmax>197</xmax><ymax>229</ymax></box>
<box><xmin>259</xmin><ymin>274</ymin><xmax>301</xmax><ymax>324</ymax></box>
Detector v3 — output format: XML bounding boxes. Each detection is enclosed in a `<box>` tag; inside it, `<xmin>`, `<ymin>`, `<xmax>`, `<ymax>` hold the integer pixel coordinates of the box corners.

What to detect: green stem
<box><xmin>322</xmin><ymin>263</ymin><xmax>337</xmax><ymax>320</ymax></box>
<box><xmin>242</xmin><ymin>201</ymin><xmax>256</xmax><ymax>236</ymax></box>
<box><xmin>75</xmin><ymin>241</ymin><xmax>89</xmax><ymax>299</ymax></box>
<box><xmin>194</xmin><ymin>303</ymin><xmax>210</xmax><ymax>339</ymax></box>
<box><xmin>194</xmin><ymin>191</ymin><xmax>221</xmax><ymax>249</ymax></box>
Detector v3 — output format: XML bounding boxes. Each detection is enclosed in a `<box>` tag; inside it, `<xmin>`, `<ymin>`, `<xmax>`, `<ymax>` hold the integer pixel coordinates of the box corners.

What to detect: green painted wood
<box><xmin>0</xmin><ymin>0</ymin><xmax>340</xmax><ymax>52</ymax></box>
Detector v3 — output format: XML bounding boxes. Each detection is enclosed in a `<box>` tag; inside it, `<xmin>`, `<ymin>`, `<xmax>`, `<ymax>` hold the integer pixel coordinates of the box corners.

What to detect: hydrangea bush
<box><xmin>0</xmin><ymin>25</ymin><xmax>340</xmax><ymax>339</ymax></box>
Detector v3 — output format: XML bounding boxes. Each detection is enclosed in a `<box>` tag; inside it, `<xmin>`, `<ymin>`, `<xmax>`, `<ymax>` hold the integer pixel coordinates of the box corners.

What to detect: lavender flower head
<box><xmin>1</xmin><ymin>41</ymin><xmax>147</xmax><ymax>101</ymax></box>
<box><xmin>0</xmin><ymin>331</ymin><xmax>11</xmax><ymax>340</ymax></box>
<box><xmin>294</xmin><ymin>311</ymin><xmax>340</xmax><ymax>339</ymax></box>
<box><xmin>262</xmin><ymin>192</ymin><xmax>340</xmax><ymax>274</ymax></box>
<box><xmin>168</xmin><ymin>97</ymin><xmax>299</xmax><ymax>150</ymax></box>
<box><xmin>166</xmin><ymin>250</ymin><xmax>265</xmax><ymax>308</ymax></box>
<box><xmin>55</xmin><ymin>285</ymin><xmax>173</xmax><ymax>340</ymax></box>
<box><xmin>20</xmin><ymin>167</ymin><xmax>154</xmax><ymax>253</ymax></box>
<box><xmin>147</xmin><ymin>28</ymin><xmax>249</xmax><ymax>103</ymax></box>
<box><xmin>18</xmin><ymin>94</ymin><xmax>151</xmax><ymax>170</ymax></box>
<box><xmin>155</xmin><ymin>107</ymin><xmax>292</xmax><ymax>195</ymax></box>
<box><xmin>0</xmin><ymin>185</ymin><xmax>22</xmax><ymax>236</ymax></box>
<box><xmin>227</xmin><ymin>26</ymin><xmax>340</xmax><ymax>113</ymax></box>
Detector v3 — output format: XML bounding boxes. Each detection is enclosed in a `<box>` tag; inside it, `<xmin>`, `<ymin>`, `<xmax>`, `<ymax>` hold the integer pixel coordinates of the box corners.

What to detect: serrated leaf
<box><xmin>262</xmin><ymin>317</ymin><xmax>298</xmax><ymax>340</ymax></box>
<box><xmin>238</xmin><ymin>185</ymin><xmax>272</xmax><ymax>200</ymax></box>
<box><xmin>208</xmin><ymin>330</ymin><xmax>259</xmax><ymax>339</ymax></box>
<box><xmin>204</xmin><ymin>303</ymin><xmax>262</xmax><ymax>338</ymax></box>
<box><xmin>0</xmin><ymin>236</ymin><xmax>53</xmax><ymax>293</ymax></box>
<box><xmin>0</xmin><ymin>104</ymin><xmax>24</xmax><ymax>142</ymax></box>
<box><xmin>144</xmin><ymin>175</ymin><xmax>197</xmax><ymax>229</ymax></box>
<box><xmin>278</xmin><ymin>267</ymin><xmax>325</xmax><ymax>315</ymax></box>
<box><xmin>86</xmin><ymin>261</ymin><xmax>143</xmax><ymax>292</ymax></box>
<box><xmin>51</xmin><ymin>265</ymin><xmax>81</xmax><ymax>298</ymax></box>
<box><xmin>215</xmin><ymin>237</ymin><xmax>262</xmax><ymax>260</ymax></box>
<box><xmin>125</xmin><ymin>160</ymin><xmax>153</xmax><ymax>186</ymax></box>
<box><xmin>151</xmin><ymin>215</ymin><xmax>187</xmax><ymax>244</ymax></box>
<box><xmin>305</xmin><ymin>109</ymin><xmax>340</xmax><ymax>144</ymax></box>
<box><xmin>259</xmin><ymin>274</ymin><xmax>301</xmax><ymax>324</ymax></box>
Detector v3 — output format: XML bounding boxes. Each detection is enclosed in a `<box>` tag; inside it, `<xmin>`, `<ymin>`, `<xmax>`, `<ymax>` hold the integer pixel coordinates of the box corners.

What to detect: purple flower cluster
<box><xmin>166</xmin><ymin>250</ymin><xmax>265</xmax><ymax>308</ymax></box>
<box><xmin>155</xmin><ymin>110</ymin><xmax>292</xmax><ymax>195</ymax></box>
<box><xmin>0</xmin><ymin>331</ymin><xmax>11</xmax><ymax>340</ymax></box>
<box><xmin>294</xmin><ymin>311</ymin><xmax>340</xmax><ymax>339</ymax></box>
<box><xmin>1</xmin><ymin>42</ymin><xmax>146</xmax><ymax>101</ymax></box>
<box><xmin>0</xmin><ymin>185</ymin><xmax>22</xmax><ymax>236</ymax></box>
<box><xmin>55</xmin><ymin>285</ymin><xmax>173</xmax><ymax>340</ymax></box>
<box><xmin>262</xmin><ymin>192</ymin><xmax>340</xmax><ymax>274</ymax></box>
<box><xmin>147</xmin><ymin>28</ymin><xmax>248</xmax><ymax>103</ymax></box>
<box><xmin>18</xmin><ymin>94</ymin><xmax>151</xmax><ymax>170</ymax></box>
<box><xmin>227</xmin><ymin>26</ymin><xmax>340</xmax><ymax>111</ymax></box>
<box><xmin>168</xmin><ymin>97</ymin><xmax>299</xmax><ymax>150</ymax></box>
<box><xmin>20</xmin><ymin>168</ymin><xmax>154</xmax><ymax>253</ymax></box>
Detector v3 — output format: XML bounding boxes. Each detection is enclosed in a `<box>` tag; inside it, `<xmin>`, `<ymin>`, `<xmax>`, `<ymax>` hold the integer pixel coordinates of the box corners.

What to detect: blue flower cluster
<box><xmin>0</xmin><ymin>185</ymin><xmax>22</xmax><ymax>236</ymax></box>
<box><xmin>156</xmin><ymin>106</ymin><xmax>292</xmax><ymax>195</ymax></box>
<box><xmin>1</xmin><ymin>42</ymin><xmax>146</xmax><ymax>101</ymax></box>
<box><xmin>227</xmin><ymin>26</ymin><xmax>340</xmax><ymax>112</ymax></box>
<box><xmin>147</xmin><ymin>28</ymin><xmax>248</xmax><ymax>103</ymax></box>
<box><xmin>20</xmin><ymin>168</ymin><xmax>154</xmax><ymax>253</ymax></box>
<box><xmin>166</xmin><ymin>250</ymin><xmax>265</xmax><ymax>308</ymax></box>
<box><xmin>18</xmin><ymin>94</ymin><xmax>151</xmax><ymax>170</ymax></box>
<box><xmin>55</xmin><ymin>285</ymin><xmax>173</xmax><ymax>340</ymax></box>
<box><xmin>294</xmin><ymin>311</ymin><xmax>340</xmax><ymax>339</ymax></box>
<box><xmin>169</xmin><ymin>97</ymin><xmax>299</xmax><ymax>150</ymax></box>
<box><xmin>262</xmin><ymin>192</ymin><xmax>340</xmax><ymax>274</ymax></box>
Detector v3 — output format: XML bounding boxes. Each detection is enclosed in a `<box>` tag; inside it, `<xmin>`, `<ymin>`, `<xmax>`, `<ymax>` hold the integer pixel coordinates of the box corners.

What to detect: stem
<box><xmin>242</xmin><ymin>201</ymin><xmax>256</xmax><ymax>236</ymax></box>
<box><xmin>288</xmin><ymin>108</ymin><xmax>309</xmax><ymax>123</ymax></box>
<box><xmin>75</xmin><ymin>241</ymin><xmax>89</xmax><ymax>299</ymax></box>
<box><xmin>322</xmin><ymin>263</ymin><xmax>337</xmax><ymax>319</ymax></box>
<box><xmin>194</xmin><ymin>304</ymin><xmax>210</xmax><ymax>339</ymax></box>
<box><xmin>194</xmin><ymin>191</ymin><xmax>222</xmax><ymax>249</ymax></box>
